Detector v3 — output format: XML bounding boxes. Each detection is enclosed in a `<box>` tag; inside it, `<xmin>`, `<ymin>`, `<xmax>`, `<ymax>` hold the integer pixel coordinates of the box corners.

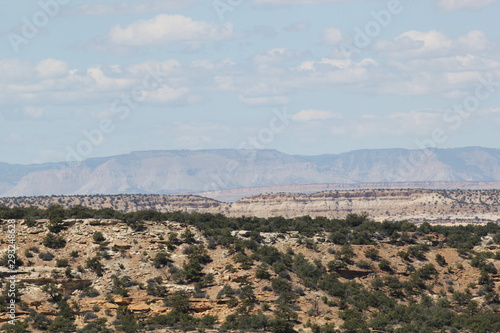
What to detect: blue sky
<box><xmin>0</xmin><ymin>0</ymin><xmax>499</xmax><ymax>164</ymax></box>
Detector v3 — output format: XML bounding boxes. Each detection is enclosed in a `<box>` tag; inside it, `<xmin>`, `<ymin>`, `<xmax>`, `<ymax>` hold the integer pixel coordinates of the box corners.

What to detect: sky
<box><xmin>0</xmin><ymin>0</ymin><xmax>499</xmax><ymax>165</ymax></box>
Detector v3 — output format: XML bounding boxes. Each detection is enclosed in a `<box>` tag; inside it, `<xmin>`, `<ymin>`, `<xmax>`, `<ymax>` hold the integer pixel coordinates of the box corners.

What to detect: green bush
<box><xmin>92</xmin><ymin>231</ymin><xmax>106</xmax><ymax>243</ymax></box>
<box><xmin>364</xmin><ymin>248</ymin><xmax>380</xmax><ymax>261</ymax></box>
<box><xmin>86</xmin><ymin>256</ymin><xmax>104</xmax><ymax>276</ymax></box>
<box><xmin>79</xmin><ymin>286</ymin><xmax>100</xmax><ymax>298</ymax></box>
<box><xmin>152</xmin><ymin>252</ymin><xmax>172</xmax><ymax>268</ymax></box>
<box><xmin>435</xmin><ymin>253</ymin><xmax>447</xmax><ymax>266</ymax></box>
<box><xmin>56</xmin><ymin>259</ymin><xmax>69</xmax><ymax>267</ymax></box>
<box><xmin>378</xmin><ymin>259</ymin><xmax>392</xmax><ymax>272</ymax></box>
<box><xmin>47</xmin><ymin>217</ymin><xmax>66</xmax><ymax>234</ymax></box>
<box><xmin>42</xmin><ymin>283</ymin><xmax>63</xmax><ymax>302</ymax></box>
<box><xmin>39</xmin><ymin>252</ymin><xmax>55</xmax><ymax>261</ymax></box>
<box><xmin>43</xmin><ymin>233</ymin><xmax>66</xmax><ymax>249</ymax></box>
<box><xmin>0</xmin><ymin>253</ymin><xmax>24</xmax><ymax>269</ymax></box>
<box><xmin>256</xmin><ymin>267</ymin><xmax>272</xmax><ymax>280</ymax></box>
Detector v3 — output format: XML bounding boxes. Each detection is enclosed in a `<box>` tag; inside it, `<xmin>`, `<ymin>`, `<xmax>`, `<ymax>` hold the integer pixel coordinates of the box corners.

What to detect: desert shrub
<box><xmin>364</xmin><ymin>247</ymin><xmax>380</xmax><ymax>261</ymax></box>
<box><xmin>0</xmin><ymin>253</ymin><xmax>24</xmax><ymax>269</ymax></box>
<box><xmin>47</xmin><ymin>217</ymin><xmax>66</xmax><ymax>234</ymax></box>
<box><xmin>221</xmin><ymin>313</ymin><xmax>270</xmax><ymax>331</ymax></box>
<box><xmin>43</xmin><ymin>233</ymin><xmax>66</xmax><ymax>249</ymax></box>
<box><xmin>407</xmin><ymin>244</ymin><xmax>429</xmax><ymax>260</ymax></box>
<box><xmin>24</xmin><ymin>248</ymin><xmax>34</xmax><ymax>258</ymax></box>
<box><xmin>42</xmin><ymin>283</ymin><xmax>62</xmax><ymax>302</ymax></box>
<box><xmin>83</xmin><ymin>312</ymin><xmax>98</xmax><ymax>322</ymax></box>
<box><xmin>256</xmin><ymin>267</ymin><xmax>272</xmax><ymax>280</ymax></box>
<box><xmin>416</xmin><ymin>263</ymin><xmax>438</xmax><ymax>280</ymax></box>
<box><xmin>56</xmin><ymin>259</ymin><xmax>69</xmax><ymax>267</ymax></box>
<box><xmin>146</xmin><ymin>277</ymin><xmax>168</xmax><ymax>297</ymax></box>
<box><xmin>327</xmin><ymin>260</ymin><xmax>347</xmax><ymax>271</ymax></box>
<box><xmin>39</xmin><ymin>252</ymin><xmax>55</xmax><ymax>261</ymax></box>
<box><xmin>335</xmin><ymin>245</ymin><xmax>356</xmax><ymax>264</ymax></box>
<box><xmin>111</xmin><ymin>275</ymin><xmax>136</xmax><ymax>297</ymax></box>
<box><xmin>29</xmin><ymin>311</ymin><xmax>53</xmax><ymax>330</ymax></box>
<box><xmin>340</xmin><ymin>308</ymin><xmax>369</xmax><ymax>332</ymax></box>
<box><xmin>92</xmin><ymin>232</ymin><xmax>106</xmax><ymax>243</ymax></box>
<box><xmin>181</xmin><ymin>229</ymin><xmax>196</xmax><ymax>243</ymax></box>
<box><xmin>378</xmin><ymin>259</ymin><xmax>392</xmax><ymax>272</ymax></box>
<box><xmin>435</xmin><ymin>253</ymin><xmax>447</xmax><ymax>266</ymax></box>
<box><xmin>217</xmin><ymin>285</ymin><xmax>236</xmax><ymax>299</ymax></box>
<box><xmin>77</xmin><ymin>318</ymin><xmax>111</xmax><ymax>333</ymax></box>
<box><xmin>86</xmin><ymin>256</ymin><xmax>104</xmax><ymax>276</ymax></box>
<box><xmin>183</xmin><ymin>245</ymin><xmax>211</xmax><ymax>264</ymax></box>
<box><xmin>234</xmin><ymin>253</ymin><xmax>254</xmax><ymax>269</ymax></box>
<box><xmin>24</xmin><ymin>217</ymin><xmax>37</xmax><ymax>227</ymax></box>
<box><xmin>125</xmin><ymin>218</ymin><xmax>146</xmax><ymax>232</ymax></box>
<box><xmin>2</xmin><ymin>320</ymin><xmax>30</xmax><ymax>333</ymax></box>
<box><xmin>356</xmin><ymin>260</ymin><xmax>373</xmax><ymax>270</ymax></box>
<box><xmin>29</xmin><ymin>246</ymin><xmax>40</xmax><ymax>253</ymax></box>
<box><xmin>79</xmin><ymin>286</ymin><xmax>100</xmax><ymax>298</ymax></box>
<box><xmin>152</xmin><ymin>252</ymin><xmax>172</xmax><ymax>268</ymax></box>
<box><xmin>114</xmin><ymin>306</ymin><xmax>142</xmax><ymax>333</ymax></box>
<box><xmin>165</xmin><ymin>291</ymin><xmax>192</xmax><ymax>313</ymax></box>
<box><xmin>329</xmin><ymin>230</ymin><xmax>348</xmax><ymax>245</ymax></box>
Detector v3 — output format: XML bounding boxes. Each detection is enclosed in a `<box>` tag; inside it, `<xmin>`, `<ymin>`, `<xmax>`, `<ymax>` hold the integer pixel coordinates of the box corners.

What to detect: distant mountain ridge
<box><xmin>1</xmin><ymin>147</ymin><xmax>500</xmax><ymax>197</ymax></box>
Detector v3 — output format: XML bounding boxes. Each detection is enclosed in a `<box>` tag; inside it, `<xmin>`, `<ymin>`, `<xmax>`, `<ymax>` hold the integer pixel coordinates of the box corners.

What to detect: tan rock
<box><xmin>104</xmin><ymin>303</ymin><xmax>119</xmax><ymax>310</ymax></box>
<box><xmin>113</xmin><ymin>242</ymin><xmax>132</xmax><ymax>250</ymax></box>
<box><xmin>113</xmin><ymin>296</ymin><xmax>132</xmax><ymax>305</ymax></box>
<box><xmin>129</xmin><ymin>303</ymin><xmax>150</xmax><ymax>312</ymax></box>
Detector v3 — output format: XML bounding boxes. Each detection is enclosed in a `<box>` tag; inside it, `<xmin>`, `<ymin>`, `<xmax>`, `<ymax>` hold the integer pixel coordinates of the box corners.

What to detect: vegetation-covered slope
<box><xmin>1</xmin><ymin>206</ymin><xmax>499</xmax><ymax>332</ymax></box>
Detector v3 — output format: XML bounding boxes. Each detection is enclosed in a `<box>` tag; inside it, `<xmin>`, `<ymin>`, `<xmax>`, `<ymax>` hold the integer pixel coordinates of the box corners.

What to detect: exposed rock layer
<box><xmin>1</xmin><ymin>189</ymin><xmax>499</xmax><ymax>223</ymax></box>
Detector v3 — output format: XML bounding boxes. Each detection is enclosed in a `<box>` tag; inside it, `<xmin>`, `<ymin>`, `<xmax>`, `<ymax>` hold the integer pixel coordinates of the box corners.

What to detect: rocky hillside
<box><xmin>198</xmin><ymin>181</ymin><xmax>500</xmax><ymax>202</ymax></box>
<box><xmin>1</xmin><ymin>208</ymin><xmax>500</xmax><ymax>332</ymax></box>
<box><xmin>1</xmin><ymin>189</ymin><xmax>499</xmax><ymax>224</ymax></box>
<box><xmin>1</xmin><ymin>147</ymin><xmax>500</xmax><ymax>197</ymax></box>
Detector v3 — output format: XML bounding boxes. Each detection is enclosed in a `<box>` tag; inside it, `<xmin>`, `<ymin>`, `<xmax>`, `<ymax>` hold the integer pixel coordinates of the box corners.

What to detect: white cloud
<box><xmin>107</xmin><ymin>14</ymin><xmax>234</xmax><ymax>46</ymax></box>
<box><xmin>294</xmin><ymin>57</ymin><xmax>377</xmax><ymax>85</ymax></box>
<box><xmin>253</xmin><ymin>48</ymin><xmax>302</xmax><ymax>64</ymax></box>
<box><xmin>253</xmin><ymin>25</ymin><xmax>278</xmax><ymax>39</ymax></box>
<box><xmin>86</xmin><ymin>67</ymin><xmax>135</xmax><ymax>91</ymax></box>
<box><xmin>437</xmin><ymin>0</ymin><xmax>499</xmax><ymax>12</ymax></box>
<box><xmin>331</xmin><ymin>110</ymin><xmax>443</xmax><ymax>139</ymax></box>
<box><xmin>191</xmin><ymin>59</ymin><xmax>217</xmax><ymax>71</ymax></box>
<box><xmin>214</xmin><ymin>76</ymin><xmax>235</xmax><ymax>91</ymax></box>
<box><xmin>284</xmin><ymin>21</ymin><xmax>310</xmax><ymax>32</ymax></box>
<box><xmin>0</xmin><ymin>59</ymin><xmax>195</xmax><ymax>107</ymax></box>
<box><xmin>252</xmin><ymin>0</ymin><xmax>360</xmax><ymax>4</ymax></box>
<box><xmin>374</xmin><ymin>30</ymin><xmax>453</xmax><ymax>58</ymax></box>
<box><xmin>0</xmin><ymin>59</ymin><xmax>34</xmax><ymax>83</ymax></box>
<box><xmin>1</xmin><ymin>26</ymin><xmax>499</xmax><ymax>122</ymax></box>
<box><xmin>252</xmin><ymin>0</ymin><xmax>498</xmax><ymax>10</ymax></box>
<box><xmin>126</xmin><ymin>60</ymin><xmax>181</xmax><ymax>75</ymax></box>
<box><xmin>374</xmin><ymin>30</ymin><xmax>493</xmax><ymax>60</ymax></box>
<box><xmin>456</xmin><ymin>30</ymin><xmax>490</xmax><ymax>51</ymax></box>
<box><xmin>239</xmin><ymin>95</ymin><xmax>290</xmax><ymax>107</ymax></box>
<box><xmin>293</xmin><ymin>110</ymin><xmax>342</xmax><ymax>121</ymax></box>
<box><xmin>23</xmin><ymin>106</ymin><xmax>44</xmax><ymax>119</ymax></box>
<box><xmin>35</xmin><ymin>59</ymin><xmax>69</xmax><ymax>79</ymax></box>
<box><xmin>143</xmin><ymin>86</ymin><xmax>189</xmax><ymax>104</ymax></box>
<box><xmin>323</xmin><ymin>27</ymin><xmax>343</xmax><ymax>45</ymax></box>
<box><xmin>8</xmin><ymin>134</ymin><xmax>23</xmax><ymax>143</ymax></box>
<box><xmin>71</xmin><ymin>0</ymin><xmax>194</xmax><ymax>15</ymax></box>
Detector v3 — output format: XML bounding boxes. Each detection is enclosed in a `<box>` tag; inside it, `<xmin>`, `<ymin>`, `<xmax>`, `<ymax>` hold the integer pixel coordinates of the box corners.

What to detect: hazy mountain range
<box><xmin>1</xmin><ymin>147</ymin><xmax>500</xmax><ymax>198</ymax></box>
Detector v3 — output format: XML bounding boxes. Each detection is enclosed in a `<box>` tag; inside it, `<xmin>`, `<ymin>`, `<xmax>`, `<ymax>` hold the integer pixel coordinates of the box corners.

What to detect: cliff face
<box><xmin>227</xmin><ymin>189</ymin><xmax>500</xmax><ymax>223</ymax></box>
<box><xmin>1</xmin><ymin>147</ymin><xmax>500</xmax><ymax>197</ymax></box>
<box><xmin>1</xmin><ymin>189</ymin><xmax>499</xmax><ymax>224</ymax></box>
